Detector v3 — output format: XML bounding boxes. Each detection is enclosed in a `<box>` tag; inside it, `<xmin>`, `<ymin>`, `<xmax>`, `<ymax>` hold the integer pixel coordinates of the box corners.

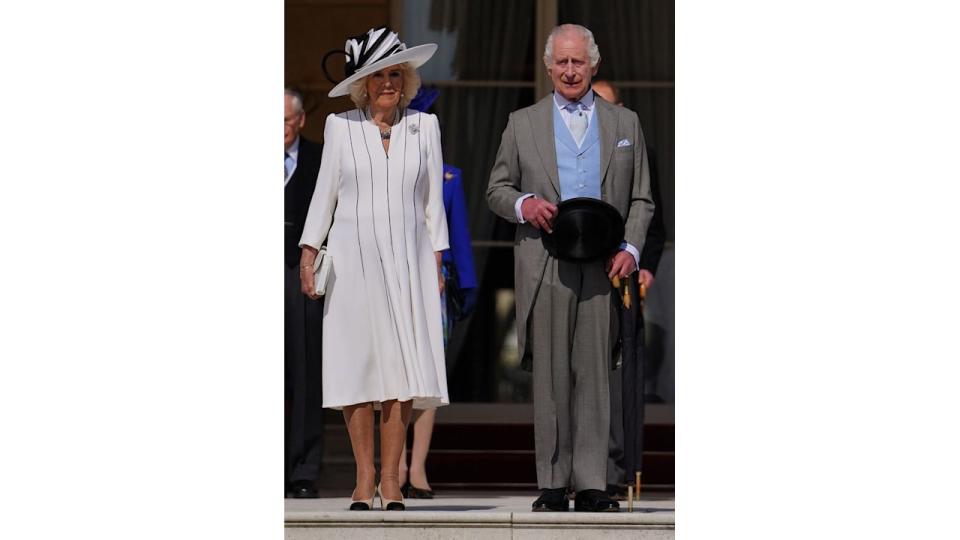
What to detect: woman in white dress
<box><xmin>299</xmin><ymin>27</ymin><xmax>448</xmax><ymax>511</ymax></box>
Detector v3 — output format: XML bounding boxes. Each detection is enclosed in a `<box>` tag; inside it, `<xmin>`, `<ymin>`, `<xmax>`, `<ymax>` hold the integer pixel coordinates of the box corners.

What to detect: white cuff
<box><xmin>620</xmin><ymin>242</ymin><xmax>640</xmax><ymax>270</ymax></box>
<box><xmin>515</xmin><ymin>193</ymin><xmax>536</xmax><ymax>223</ymax></box>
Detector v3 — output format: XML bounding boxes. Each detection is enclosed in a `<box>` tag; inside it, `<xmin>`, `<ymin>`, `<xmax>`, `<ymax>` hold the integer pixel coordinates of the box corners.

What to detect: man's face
<box><xmin>284</xmin><ymin>95</ymin><xmax>305</xmax><ymax>149</ymax></box>
<box><xmin>548</xmin><ymin>32</ymin><xmax>599</xmax><ymax>102</ymax></box>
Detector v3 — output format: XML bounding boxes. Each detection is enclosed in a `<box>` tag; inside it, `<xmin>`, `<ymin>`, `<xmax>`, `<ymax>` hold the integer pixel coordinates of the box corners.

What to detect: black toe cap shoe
<box><xmin>605</xmin><ymin>483</ymin><xmax>627</xmax><ymax>500</ymax></box>
<box><xmin>574</xmin><ymin>489</ymin><xmax>620</xmax><ymax>512</ymax></box>
<box><xmin>532</xmin><ymin>488</ymin><xmax>570</xmax><ymax>512</ymax></box>
<box><xmin>289</xmin><ymin>480</ymin><xmax>318</xmax><ymax>499</ymax></box>
<box><xmin>402</xmin><ymin>482</ymin><xmax>435</xmax><ymax>499</ymax></box>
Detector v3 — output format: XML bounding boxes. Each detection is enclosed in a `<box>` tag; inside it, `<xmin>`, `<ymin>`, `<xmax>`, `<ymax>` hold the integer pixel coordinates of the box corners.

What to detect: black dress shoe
<box><xmin>532</xmin><ymin>488</ymin><xmax>569</xmax><ymax>512</ymax></box>
<box><xmin>605</xmin><ymin>483</ymin><xmax>627</xmax><ymax>501</ymax></box>
<box><xmin>289</xmin><ymin>479</ymin><xmax>318</xmax><ymax>499</ymax></box>
<box><xmin>402</xmin><ymin>481</ymin><xmax>435</xmax><ymax>499</ymax></box>
<box><xmin>574</xmin><ymin>489</ymin><xmax>620</xmax><ymax>512</ymax></box>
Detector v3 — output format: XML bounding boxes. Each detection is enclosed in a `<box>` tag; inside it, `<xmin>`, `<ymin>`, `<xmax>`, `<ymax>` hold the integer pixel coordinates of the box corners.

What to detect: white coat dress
<box><xmin>300</xmin><ymin>108</ymin><xmax>450</xmax><ymax>410</ymax></box>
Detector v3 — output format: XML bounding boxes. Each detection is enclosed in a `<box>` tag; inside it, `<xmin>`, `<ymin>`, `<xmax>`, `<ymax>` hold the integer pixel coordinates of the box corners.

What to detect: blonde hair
<box><xmin>348</xmin><ymin>62</ymin><xmax>421</xmax><ymax>110</ymax></box>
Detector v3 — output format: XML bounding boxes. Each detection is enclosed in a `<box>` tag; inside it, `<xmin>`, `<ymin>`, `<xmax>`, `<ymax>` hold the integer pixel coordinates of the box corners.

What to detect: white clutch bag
<box><xmin>313</xmin><ymin>248</ymin><xmax>333</xmax><ymax>296</ymax></box>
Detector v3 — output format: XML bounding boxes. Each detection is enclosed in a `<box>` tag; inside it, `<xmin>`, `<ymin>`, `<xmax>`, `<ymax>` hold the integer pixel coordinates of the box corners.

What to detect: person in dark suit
<box><xmin>284</xmin><ymin>86</ymin><xmax>325</xmax><ymax>498</ymax></box>
<box><xmin>591</xmin><ymin>81</ymin><xmax>666</xmax><ymax>295</ymax></box>
<box><xmin>592</xmin><ymin>80</ymin><xmax>667</xmax><ymax>498</ymax></box>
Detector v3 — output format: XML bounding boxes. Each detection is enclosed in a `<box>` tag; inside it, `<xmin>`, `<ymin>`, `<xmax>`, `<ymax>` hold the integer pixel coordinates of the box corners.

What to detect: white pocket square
<box><xmin>617</xmin><ymin>139</ymin><xmax>632</xmax><ymax>148</ymax></box>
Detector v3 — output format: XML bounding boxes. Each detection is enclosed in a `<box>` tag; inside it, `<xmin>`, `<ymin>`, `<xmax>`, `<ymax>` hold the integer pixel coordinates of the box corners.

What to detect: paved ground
<box><xmin>285</xmin><ymin>490</ymin><xmax>675</xmax><ymax>516</ymax></box>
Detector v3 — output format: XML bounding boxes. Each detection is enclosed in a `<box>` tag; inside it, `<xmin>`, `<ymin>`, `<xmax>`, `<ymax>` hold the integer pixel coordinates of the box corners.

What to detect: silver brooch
<box><xmin>408</xmin><ymin>123</ymin><xmax>419</xmax><ymax>135</ymax></box>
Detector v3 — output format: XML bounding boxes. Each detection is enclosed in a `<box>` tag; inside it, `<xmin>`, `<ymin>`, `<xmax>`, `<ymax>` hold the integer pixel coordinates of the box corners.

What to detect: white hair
<box><xmin>543</xmin><ymin>24</ymin><xmax>601</xmax><ymax>68</ymax></box>
<box><xmin>285</xmin><ymin>87</ymin><xmax>304</xmax><ymax>115</ymax></box>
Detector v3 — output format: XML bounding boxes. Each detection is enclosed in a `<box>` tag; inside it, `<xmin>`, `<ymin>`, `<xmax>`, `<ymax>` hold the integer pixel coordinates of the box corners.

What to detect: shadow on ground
<box><xmin>406</xmin><ymin>505</ymin><xmax>497</xmax><ymax>511</ymax></box>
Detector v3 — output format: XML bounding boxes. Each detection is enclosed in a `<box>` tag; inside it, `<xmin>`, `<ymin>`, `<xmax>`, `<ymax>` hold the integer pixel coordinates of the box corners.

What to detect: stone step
<box><xmin>426</xmin><ymin>449</ymin><xmax>674</xmax><ymax>487</ymax></box>
<box><xmin>285</xmin><ymin>493</ymin><xmax>675</xmax><ymax>539</ymax></box>
<box><xmin>425</xmin><ymin>423</ymin><xmax>675</xmax><ymax>452</ymax></box>
<box><xmin>321</xmin><ymin>423</ymin><xmax>674</xmax><ymax>455</ymax></box>
<box><xmin>315</xmin><ymin>403</ymin><xmax>675</xmax><ymax>491</ymax></box>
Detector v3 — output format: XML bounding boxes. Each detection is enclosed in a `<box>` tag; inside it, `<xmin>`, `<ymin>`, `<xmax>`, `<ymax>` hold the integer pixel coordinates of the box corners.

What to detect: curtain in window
<box><xmin>404</xmin><ymin>1</ymin><xmax>536</xmax><ymax>390</ymax></box>
<box><xmin>560</xmin><ymin>0</ymin><xmax>675</xmax><ymax>403</ymax></box>
<box><xmin>558</xmin><ymin>0</ymin><xmax>674</xmax><ymax>240</ymax></box>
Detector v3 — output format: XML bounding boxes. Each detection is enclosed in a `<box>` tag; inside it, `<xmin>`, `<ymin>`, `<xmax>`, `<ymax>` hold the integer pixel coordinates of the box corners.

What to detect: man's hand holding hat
<box><xmin>520</xmin><ymin>197</ymin><xmax>558</xmax><ymax>234</ymax></box>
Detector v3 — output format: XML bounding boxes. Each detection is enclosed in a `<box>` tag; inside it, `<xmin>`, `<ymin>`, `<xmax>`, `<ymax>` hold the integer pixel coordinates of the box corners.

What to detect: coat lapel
<box><xmin>596</xmin><ymin>98</ymin><xmax>619</xmax><ymax>188</ymax></box>
<box><xmin>530</xmin><ymin>95</ymin><xmax>561</xmax><ymax>197</ymax></box>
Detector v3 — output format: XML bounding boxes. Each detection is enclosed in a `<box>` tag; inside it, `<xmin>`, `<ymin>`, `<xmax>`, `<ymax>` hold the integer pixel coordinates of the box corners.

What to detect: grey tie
<box><xmin>284</xmin><ymin>152</ymin><xmax>291</xmax><ymax>180</ymax></box>
<box><xmin>566</xmin><ymin>102</ymin><xmax>587</xmax><ymax>146</ymax></box>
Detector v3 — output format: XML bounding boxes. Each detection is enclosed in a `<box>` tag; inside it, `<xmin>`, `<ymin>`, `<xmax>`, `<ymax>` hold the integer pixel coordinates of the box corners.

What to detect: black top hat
<box><xmin>541</xmin><ymin>198</ymin><xmax>625</xmax><ymax>262</ymax></box>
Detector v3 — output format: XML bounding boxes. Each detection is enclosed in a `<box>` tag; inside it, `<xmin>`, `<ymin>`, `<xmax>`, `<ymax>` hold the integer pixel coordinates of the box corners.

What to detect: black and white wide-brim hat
<box><xmin>324</xmin><ymin>27</ymin><xmax>437</xmax><ymax>98</ymax></box>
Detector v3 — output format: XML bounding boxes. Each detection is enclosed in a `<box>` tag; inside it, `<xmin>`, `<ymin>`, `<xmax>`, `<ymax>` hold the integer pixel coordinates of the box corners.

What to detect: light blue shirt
<box><xmin>553</xmin><ymin>89</ymin><xmax>596</xmax><ymax>147</ymax></box>
<box><xmin>284</xmin><ymin>136</ymin><xmax>300</xmax><ymax>187</ymax></box>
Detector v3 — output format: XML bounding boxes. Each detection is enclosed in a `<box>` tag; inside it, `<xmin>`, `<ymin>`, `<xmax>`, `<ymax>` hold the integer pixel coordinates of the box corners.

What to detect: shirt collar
<box><xmin>286</xmin><ymin>135</ymin><xmax>300</xmax><ymax>160</ymax></box>
<box><xmin>554</xmin><ymin>89</ymin><xmax>595</xmax><ymax>112</ymax></box>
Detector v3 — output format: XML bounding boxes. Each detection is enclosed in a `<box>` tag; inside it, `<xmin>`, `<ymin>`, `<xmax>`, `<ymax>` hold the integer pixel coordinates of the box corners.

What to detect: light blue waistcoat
<box><xmin>554</xmin><ymin>104</ymin><xmax>602</xmax><ymax>201</ymax></box>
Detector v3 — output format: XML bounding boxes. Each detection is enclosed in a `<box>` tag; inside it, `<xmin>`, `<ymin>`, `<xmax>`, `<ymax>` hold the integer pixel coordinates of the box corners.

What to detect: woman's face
<box><xmin>365</xmin><ymin>65</ymin><xmax>403</xmax><ymax>111</ymax></box>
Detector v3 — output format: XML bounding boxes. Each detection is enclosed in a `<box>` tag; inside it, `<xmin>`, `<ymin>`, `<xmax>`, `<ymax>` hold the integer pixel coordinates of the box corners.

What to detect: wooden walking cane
<box><xmin>611</xmin><ymin>276</ymin><xmax>631</xmax><ymax>307</ymax></box>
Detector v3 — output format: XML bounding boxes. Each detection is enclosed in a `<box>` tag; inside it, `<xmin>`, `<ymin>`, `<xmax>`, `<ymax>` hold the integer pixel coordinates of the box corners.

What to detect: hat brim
<box><xmin>328</xmin><ymin>43</ymin><xmax>438</xmax><ymax>98</ymax></box>
<box><xmin>541</xmin><ymin>198</ymin><xmax>625</xmax><ymax>262</ymax></box>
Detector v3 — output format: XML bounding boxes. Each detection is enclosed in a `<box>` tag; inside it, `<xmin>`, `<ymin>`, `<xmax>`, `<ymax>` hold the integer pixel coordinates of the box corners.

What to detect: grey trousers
<box><xmin>530</xmin><ymin>256</ymin><xmax>614</xmax><ymax>491</ymax></box>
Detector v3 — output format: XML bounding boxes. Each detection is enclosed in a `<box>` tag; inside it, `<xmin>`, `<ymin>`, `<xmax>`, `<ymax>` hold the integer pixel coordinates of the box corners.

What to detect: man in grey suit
<box><xmin>487</xmin><ymin>24</ymin><xmax>655</xmax><ymax>512</ymax></box>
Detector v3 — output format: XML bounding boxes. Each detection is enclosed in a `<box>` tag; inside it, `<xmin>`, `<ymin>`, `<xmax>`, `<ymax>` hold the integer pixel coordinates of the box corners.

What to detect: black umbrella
<box><xmin>613</xmin><ymin>274</ymin><xmax>645</xmax><ymax>493</ymax></box>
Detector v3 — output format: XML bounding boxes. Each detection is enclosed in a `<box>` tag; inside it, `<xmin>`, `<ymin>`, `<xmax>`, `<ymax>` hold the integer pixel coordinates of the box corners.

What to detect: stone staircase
<box><xmin>316</xmin><ymin>403</ymin><xmax>674</xmax><ymax>493</ymax></box>
<box><xmin>285</xmin><ymin>494</ymin><xmax>675</xmax><ymax>539</ymax></box>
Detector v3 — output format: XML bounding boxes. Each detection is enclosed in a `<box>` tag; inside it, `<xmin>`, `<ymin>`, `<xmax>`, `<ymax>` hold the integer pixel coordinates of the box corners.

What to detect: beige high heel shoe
<box><xmin>349</xmin><ymin>485</ymin><xmax>376</xmax><ymax>511</ymax></box>
<box><xmin>378</xmin><ymin>483</ymin><xmax>406</xmax><ymax>511</ymax></box>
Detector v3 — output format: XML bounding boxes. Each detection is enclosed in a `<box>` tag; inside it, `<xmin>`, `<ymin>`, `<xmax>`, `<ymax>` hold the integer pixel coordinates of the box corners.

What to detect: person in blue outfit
<box><xmin>397</xmin><ymin>87</ymin><xmax>478</xmax><ymax>498</ymax></box>
<box><xmin>440</xmin><ymin>163</ymin><xmax>479</xmax><ymax>341</ymax></box>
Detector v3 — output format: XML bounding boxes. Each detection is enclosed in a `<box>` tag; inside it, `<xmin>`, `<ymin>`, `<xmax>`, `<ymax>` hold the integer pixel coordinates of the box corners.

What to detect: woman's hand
<box><xmin>300</xmin><ymin>246</ymin><xmax>321</xmax><ymax>300</ymax></box>
<box><xmin>435</xmin><ymin>252</ymin><xmax>445</xmax><ymax>295</ymax></box>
